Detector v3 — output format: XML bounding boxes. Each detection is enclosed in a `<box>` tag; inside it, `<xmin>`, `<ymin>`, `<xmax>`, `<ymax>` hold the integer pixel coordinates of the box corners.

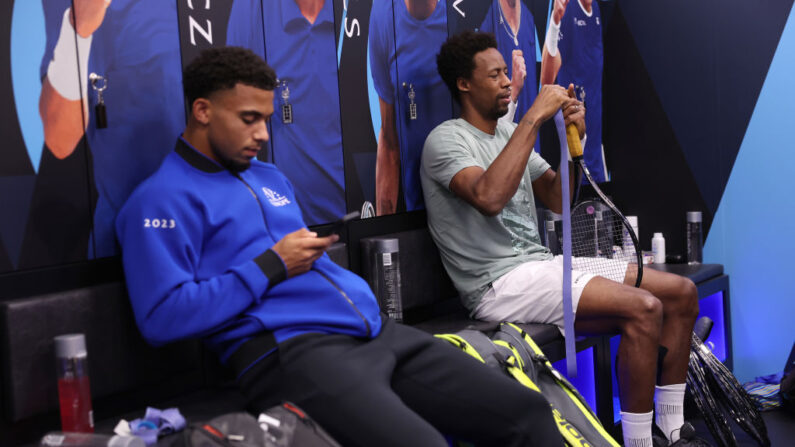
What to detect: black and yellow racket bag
<box><xmin>436</xmin><ymin>323</ymin><xmax>619</xmax><ymax>447</ymax></box>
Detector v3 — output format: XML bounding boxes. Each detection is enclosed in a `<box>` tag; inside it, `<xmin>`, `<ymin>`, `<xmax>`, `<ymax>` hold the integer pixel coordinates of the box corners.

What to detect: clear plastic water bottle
<box><xmin>40</xmin><ymin>432</ymin><xmax>145</xmax><ymax>447</ymax></box>
<box><xmin>361</xmin><ymin>238</ymin><xmax>403</xmax><ymax>322</ymax></box>
<box><xmin>686</xmin><ymin>211</ymin><xmax>703</xmax><ymax>264</ymax></box>
<box><xmin>54</xmin><ymin>334</ymin><xmax>93</xmax><ymax>433</ymax></box>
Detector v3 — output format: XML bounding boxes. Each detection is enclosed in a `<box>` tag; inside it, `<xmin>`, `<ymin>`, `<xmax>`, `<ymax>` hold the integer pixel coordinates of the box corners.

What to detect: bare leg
<box><xmin>574</xmin><ymin>276</ymin><xmax>663</xmax><ymax>413</ymax></box>
<box><xmin>629</xmin><ymin>266</ymin><xmax>699</xmax><ymax>385</ymax></box>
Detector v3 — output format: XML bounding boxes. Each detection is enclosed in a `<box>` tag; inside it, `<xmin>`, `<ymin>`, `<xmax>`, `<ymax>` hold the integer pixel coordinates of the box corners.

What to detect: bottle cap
<box><xmin>54</xmin><ymin>333</ymin><xmax>87</xmax><ymax>359</ymax></box>
<box><xmin>364</xmin><ymin>237</ymin><xmax>399</xmax><ymax>253</ymax></box>
<box><xmin>687</xmin><ymin>211</ymin><xmax>702</xmax><ymax>223</ymax></box>
<box><xmin>654</xmin><ymin>232</ymin><xmax>663</xmax><ymax>238</ymax></box>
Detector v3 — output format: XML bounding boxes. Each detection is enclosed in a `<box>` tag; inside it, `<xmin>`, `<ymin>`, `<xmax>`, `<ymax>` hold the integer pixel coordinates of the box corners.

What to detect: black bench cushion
<box><xmin>358</xmin><ymin>227</ymin><xmax>592</xmax><ymax>361</ymax></box>
<box><xmin>0</xmin><ymin>282</ymin><xmax>204</xmax><ymax>422</ymax></box>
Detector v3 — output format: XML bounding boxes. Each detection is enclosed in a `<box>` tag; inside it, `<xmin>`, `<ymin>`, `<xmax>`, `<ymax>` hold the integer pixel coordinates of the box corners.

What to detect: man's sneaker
<box><xmin>652</xmin><ymin>423</ymin><xmax>669</xmax><ymax>447</ymax></box>
<box><xmin>669</xmin><ymin>422</ymin><xmax>713</xmax><ymax>446</ymax></box>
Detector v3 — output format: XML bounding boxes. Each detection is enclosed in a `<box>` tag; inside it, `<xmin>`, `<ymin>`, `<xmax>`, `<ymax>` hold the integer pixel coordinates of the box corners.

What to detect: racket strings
<box><xmin>690</xmin><ymin>334</ymin><xmax>771</xmax><ymax>446</ymax></box>
<box><xmin>569</xmin><ymin>200</ymin><xmax>637</xmax><ymax>283</ymax></box>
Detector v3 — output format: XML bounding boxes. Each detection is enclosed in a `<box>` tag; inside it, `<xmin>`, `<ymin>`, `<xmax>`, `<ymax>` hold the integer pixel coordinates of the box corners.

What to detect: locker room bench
<box><xmin>0</xmin><ymin>244</ymin><xmax>342</xmax><ymax>446</ymax></box>
<box><xmin>0</xmin><ymin>210</ymin><xmax>728</xmax><ymax>445</ymax></box>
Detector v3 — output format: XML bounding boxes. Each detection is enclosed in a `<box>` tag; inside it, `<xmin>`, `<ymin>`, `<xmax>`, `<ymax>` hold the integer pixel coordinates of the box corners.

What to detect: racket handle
<box><xmin>565</xmin><ymin>85</ymin><xmax>583</xmax><ymax>160</ymax></box>
<box><xmin>566</xmin><ymin>123</ymin><xmax>583</xmax><ymax>159</ymax></box>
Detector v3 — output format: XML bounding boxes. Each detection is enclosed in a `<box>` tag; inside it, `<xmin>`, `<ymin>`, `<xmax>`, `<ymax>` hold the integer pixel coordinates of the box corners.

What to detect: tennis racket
<box><xmin>689</xmin><ymin>330</ymin><xmax>771</xmax><ymax>446</ymax></box>
<box><xmin>564</xmin><ymin>86</ymin><xmax>643</xmax><ymax>288</ymax></box>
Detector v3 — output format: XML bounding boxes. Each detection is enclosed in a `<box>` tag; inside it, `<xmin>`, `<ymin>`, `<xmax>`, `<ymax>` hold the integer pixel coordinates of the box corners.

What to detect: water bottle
<box><xmin>686</xmin><ymin>211</ymin><xmax>703</xmax><ymax>264</ymax></box>
<box><xmin>361</xmin><ymin>238</ymin><xmax>403</xmax><ymax>322</ymax></box>
<box><xmin>40</xmin><ymin>432</ymin><xmax>145</xmax><ymax>447</ymax></box>
<box><xmin>652</xmin><ymin>232</ymin><xmax>666</xmax><ymax>264</ymax></box>
<box><xmin>54</xmin><ymin>334</ymin><xmax>93</xmax><ymax>433</ymax></box>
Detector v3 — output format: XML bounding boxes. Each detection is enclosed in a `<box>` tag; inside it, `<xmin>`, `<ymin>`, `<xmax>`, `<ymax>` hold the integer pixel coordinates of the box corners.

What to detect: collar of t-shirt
<box><xmin>281</xmin><ymin>0</ymin><xmax>334</xmax><ymax>30</ymax></box>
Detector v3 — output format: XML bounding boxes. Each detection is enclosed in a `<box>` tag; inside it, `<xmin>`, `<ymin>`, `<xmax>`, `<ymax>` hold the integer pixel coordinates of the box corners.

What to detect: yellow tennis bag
<box><xmin>437</xmin><ymin>323</ymin><xmax>619</xmax><ymax>447</ymax></box>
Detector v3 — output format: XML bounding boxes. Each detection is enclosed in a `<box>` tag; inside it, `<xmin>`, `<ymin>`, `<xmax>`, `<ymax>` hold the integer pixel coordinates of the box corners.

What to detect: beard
<box><xmin>221</xmin><ymin>158</ymin><xmax>251</xmax><ymax>173</ymax></box>
<box><xmin>488</xmin><ymin>100</ymin><xmax>510</xmax><ymax>121</ymax></box>
<box><xmin>211</xmin><ymin>146</ymin><xmax>252</xmax><ymax>173</ymax></box>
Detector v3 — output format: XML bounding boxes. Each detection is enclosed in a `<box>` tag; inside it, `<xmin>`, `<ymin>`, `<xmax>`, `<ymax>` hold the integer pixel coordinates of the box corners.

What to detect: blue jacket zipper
<box><xmin>233</xmin><ymin>173</ymin><xmax>371</xmax><ymax>337</ymax></box>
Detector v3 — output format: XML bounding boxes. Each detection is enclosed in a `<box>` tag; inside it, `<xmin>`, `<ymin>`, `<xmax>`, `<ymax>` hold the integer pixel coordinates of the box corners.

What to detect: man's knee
<box><xmin>625</xmin><ymin>291</ymin><xmax>663</xmax><ymax>339</ymax></box>
<box><xmin>681</xmin><ymin>277</ymin><xmax>699</xmax><ymax>318</ymax></box>
<box><xmin>667</xmin><ymin>276</ymin><xmax>699</xmax><ymax>321</ymax></box>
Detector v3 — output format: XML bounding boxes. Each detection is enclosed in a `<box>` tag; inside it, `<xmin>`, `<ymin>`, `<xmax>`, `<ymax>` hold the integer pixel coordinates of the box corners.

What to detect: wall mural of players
<box><xmin>3</xmin><ymin>0</ymin><xmax>185</xmax><ymax>272</ymax></box>
<box><xmin>480</xmin><ymin>0</ymin><xmax>539</xmax><ymax>135</ymax></box>
<box><xmin>1</xmin><ymin>0</ymin><xmax>608</xmax><ymax>275</ymax></box>
<box><xmin>541</xmin><ymin>0</ymin><xmax>607</xmax><ymax>181</ymax></box>
<box><xmin>449</xmin><ymin>0</ymin><xmax>546</xmax><ymax>153</ymax></box>
<box><xmin>334</xmin><ymin>0</ymin><xmax>377</xmax><ymax>217</ymax></box>
<box><xmin>227</xmin><ymin>0</ymin><xmax>347</xmax><ymax>226</ymax></box>
<box><xmin>449</xmin><ymin>0</ymin><xmax>607</xmax><ymax>180</ymax></box>
<box><xmin>369</xmin><ymin>0</ymin><xmax>454</xmax><ymax>215</ymax></box>
<box><xmin>40</xmin><ymin>0</ymin><xmax>186</xmax><ymax>259</ymax></box>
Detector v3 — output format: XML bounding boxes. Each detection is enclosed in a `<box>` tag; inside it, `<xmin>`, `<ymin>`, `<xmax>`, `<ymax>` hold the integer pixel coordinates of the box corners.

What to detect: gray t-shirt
<box><xmin>420</xmin><ymin>118</ymin><xmax>554</xmax><ymax>310</ymax></box>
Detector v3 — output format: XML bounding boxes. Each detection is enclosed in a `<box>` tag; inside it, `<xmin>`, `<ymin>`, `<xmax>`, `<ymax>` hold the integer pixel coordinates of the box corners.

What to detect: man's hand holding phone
<box><xmin>272</xmin><ymin>228</ymin><xmax>338</xmax><ymax>278</ymax></box>
<box><xmin>314</xmin><ymin>211</ymin><xmax>360</xmax><ymax>238</ymax></box>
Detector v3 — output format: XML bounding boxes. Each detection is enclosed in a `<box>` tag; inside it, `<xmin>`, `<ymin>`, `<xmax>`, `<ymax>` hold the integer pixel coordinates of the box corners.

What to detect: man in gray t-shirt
<box><xmin>421</xmin><ymin>118</ymin><xmax>552</xmax><ymax>309</ymax></box>
<box><xmin>421</xmin><ymin>31</ymin><xmax>701</xmax><ymax>447</ymax></box>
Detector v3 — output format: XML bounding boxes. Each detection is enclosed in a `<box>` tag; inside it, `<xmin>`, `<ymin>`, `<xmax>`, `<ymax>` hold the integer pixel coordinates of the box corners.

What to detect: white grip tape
<box><xmin>47</xmin><ymin>8</ymin><xmax>93</xmax><ymax>101</ymax></box>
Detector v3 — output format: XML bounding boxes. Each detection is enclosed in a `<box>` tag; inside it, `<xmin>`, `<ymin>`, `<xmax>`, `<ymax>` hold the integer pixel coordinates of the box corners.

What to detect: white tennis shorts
<box><xmin>472</xmin><ymin>255</ymin><xmax>628</xmax><ymax>334</ymax></box>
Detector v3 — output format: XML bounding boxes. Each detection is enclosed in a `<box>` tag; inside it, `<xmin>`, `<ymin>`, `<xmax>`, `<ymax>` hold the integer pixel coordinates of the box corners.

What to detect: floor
<box><xmin>689</xmin><ymin>407</ymin><xmax>795</xmax><ymax>446</ymax></box>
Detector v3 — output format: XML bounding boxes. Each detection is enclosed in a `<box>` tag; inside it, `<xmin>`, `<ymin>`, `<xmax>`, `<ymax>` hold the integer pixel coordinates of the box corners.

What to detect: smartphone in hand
<box><xmin>315</xmin><ymin>211</ymin><xmax>360</xmax><ymax>237</ymax></box>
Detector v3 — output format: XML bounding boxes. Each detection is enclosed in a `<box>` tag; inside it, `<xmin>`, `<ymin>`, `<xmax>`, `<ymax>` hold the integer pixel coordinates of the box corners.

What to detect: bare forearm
<box><xmin>375</xmin><ymin>128</ymin><xmax>399</xmax><ymax>215</ymax></box>
<box><xmin>471</xmin><ymin>118</ymin><xmax>542</xmax><ymax>214</ymax></box>
<box><xmin>540</xmin><ymin>48</ymin><xmax>562</xmax><ymax>86</ymax></box>
<box><xmin>39</xmin><ymin>78</ymin><xmax>86</xmax><ymax>159</ymax></box>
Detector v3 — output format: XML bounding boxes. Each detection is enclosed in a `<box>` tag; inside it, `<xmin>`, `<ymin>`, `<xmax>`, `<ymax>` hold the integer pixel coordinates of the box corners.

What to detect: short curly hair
<box><xmin>183</xmin><ymin>46</ymin><xmax>277</xmax><ymax>107</ymax></box>
<box><xmin>436</xmin><ymin>31</ymin><xmax>497</xmax><ymax>104</ymax></box>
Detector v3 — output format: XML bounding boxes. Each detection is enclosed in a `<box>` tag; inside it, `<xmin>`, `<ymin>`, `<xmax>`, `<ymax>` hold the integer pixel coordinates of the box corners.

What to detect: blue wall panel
<box><xmin>705</xmin><ymin>4</ymin><xmax>795</xmax><ymax>382</ymax></box>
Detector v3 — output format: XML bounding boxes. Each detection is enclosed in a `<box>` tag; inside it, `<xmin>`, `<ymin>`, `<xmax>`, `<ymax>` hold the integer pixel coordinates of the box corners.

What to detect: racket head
<box><xmin>570</xmin><ymin>199</ymin><xmax>641</xmax><ymax>287</ymax></box>
<box><xmin>568</xmin><ymin>160</ymin><xmax>643</xmax><ymax>287</ymax></box>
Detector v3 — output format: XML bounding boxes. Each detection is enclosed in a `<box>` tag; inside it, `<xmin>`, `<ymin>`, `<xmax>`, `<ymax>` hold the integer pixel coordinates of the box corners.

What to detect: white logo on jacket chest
<box><xmin>262</xmin><ymin>187</ymin><xmax>291</xmax><ymax>207</ymax></box>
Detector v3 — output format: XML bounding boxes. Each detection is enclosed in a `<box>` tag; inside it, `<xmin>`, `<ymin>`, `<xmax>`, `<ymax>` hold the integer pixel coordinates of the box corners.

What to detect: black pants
<box><xmin>238</xmin><ymin>319</ymin><xmax>562</xmax><ymax>447</ymax></box>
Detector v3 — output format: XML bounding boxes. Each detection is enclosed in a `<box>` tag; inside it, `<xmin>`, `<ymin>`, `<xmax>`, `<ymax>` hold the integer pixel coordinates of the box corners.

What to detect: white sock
<box><xmin>621</xmin><ymin>410</ymin><xmax>654</xmax><ymax>447</ymax></box>
<box><xmin>655</xmin><ymin>383</ymin><xmax>686</xmax><ymax>443</ymax></box>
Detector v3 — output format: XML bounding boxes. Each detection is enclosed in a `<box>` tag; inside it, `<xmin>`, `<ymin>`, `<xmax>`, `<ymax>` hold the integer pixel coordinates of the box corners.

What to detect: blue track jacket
<box><xmin>116</xmin><ymin>138</ymin><xmax>382</xmax><ymax>363</ymax></box>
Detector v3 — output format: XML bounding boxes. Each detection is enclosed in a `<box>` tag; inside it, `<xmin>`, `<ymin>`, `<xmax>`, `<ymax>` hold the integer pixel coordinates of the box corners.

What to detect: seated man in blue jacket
<box><xmin>116</xmin><ymin>46</ymin><xmax>561</xmax><ymax>447</ymax></box>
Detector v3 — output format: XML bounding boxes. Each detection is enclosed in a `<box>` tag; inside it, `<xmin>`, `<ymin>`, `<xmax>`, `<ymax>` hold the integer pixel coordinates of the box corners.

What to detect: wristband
<box><xmin>47</xmin><ymin>8</ymin><xmax>93</xmax><ymax>101</ymax></box>
<box><xmin>545</xmin><ymin>18</ymin><xmax>561</xmax><ymax>57</ymax></box>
